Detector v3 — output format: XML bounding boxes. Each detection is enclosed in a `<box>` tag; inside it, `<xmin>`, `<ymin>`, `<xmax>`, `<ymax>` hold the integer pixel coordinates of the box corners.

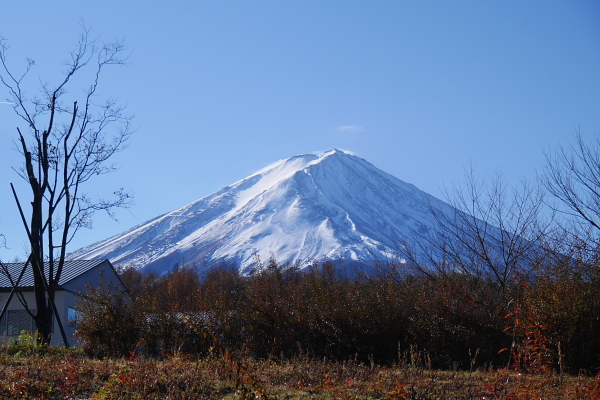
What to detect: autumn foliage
<box><xmin>73</xmin><ymin>254</ymin><xmax>600</xmax><ymax>374</ymax></box>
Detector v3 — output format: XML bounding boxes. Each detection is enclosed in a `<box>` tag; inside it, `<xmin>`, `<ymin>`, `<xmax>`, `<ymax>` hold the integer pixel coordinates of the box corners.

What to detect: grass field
<box><xmin>1</xmin><ymin>352</ymin><xmax>599</xmax><ymax>399</ymax></box>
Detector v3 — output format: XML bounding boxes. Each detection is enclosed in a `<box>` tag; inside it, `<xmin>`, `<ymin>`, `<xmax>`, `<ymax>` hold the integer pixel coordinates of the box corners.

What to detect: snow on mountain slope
<box><xmin>69</xmin><ymin>150</ymin><xmax>457</xmax><ymax>274</ymax></box>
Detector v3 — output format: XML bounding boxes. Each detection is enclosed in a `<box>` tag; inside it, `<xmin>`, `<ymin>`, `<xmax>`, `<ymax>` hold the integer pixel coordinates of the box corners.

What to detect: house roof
<box><xmin>0</xmin><ymin>259</ymin><xmax>112</xmax><ymax>289</ymax></box>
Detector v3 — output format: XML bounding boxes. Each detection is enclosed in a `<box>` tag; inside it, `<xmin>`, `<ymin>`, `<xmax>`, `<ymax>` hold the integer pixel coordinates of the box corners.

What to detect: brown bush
<box><xmin>74</xmin><ymin>257</ymin><xmax>600</xmax><ymax>373</ymax></box>
<box><xmin>74</xmin><ymin>281</ymin><xmax>142</xmax><ymax>358</ymax></box>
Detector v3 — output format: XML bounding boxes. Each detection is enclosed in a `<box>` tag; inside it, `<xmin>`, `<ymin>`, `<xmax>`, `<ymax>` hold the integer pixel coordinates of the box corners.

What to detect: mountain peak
<box><xmin>70</xmin><ymin>150</ymin><xmax>453</xmax><ymax>274</ymax></box>
<box><xmin>321</xmin><ymin>148</ymin><xmax>354</xmax><ymax>156</ymax></box>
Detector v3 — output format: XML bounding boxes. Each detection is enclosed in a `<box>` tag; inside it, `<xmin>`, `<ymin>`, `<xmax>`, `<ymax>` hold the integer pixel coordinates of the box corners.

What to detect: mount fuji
<box><xmin>69</xmin><ymin>149</ymin><xmax>457</xmax><ymax>274</ymax></box>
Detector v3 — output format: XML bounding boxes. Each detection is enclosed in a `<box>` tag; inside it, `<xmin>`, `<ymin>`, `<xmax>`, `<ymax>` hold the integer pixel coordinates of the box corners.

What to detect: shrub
<box><xmin>74</xmin><ymin>281</ymin><xmax>142</xmax><ymax>358</ymax></box>
<box><xmin>71</xmin><ymin>257</ymin><xmax>600</xmax><ymax>373</ymax></box>
<box><xmin>5</xmin><ymin>331</ymin><xmax>46</xmax><ymax>357</ymax></box>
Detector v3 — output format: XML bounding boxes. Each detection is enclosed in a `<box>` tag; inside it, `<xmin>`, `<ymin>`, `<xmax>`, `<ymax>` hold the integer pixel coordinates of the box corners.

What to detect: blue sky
<box><xmin>1</xmin><ymin>1</ymin><xmax>599</xmax><ymax>261</ymax></box>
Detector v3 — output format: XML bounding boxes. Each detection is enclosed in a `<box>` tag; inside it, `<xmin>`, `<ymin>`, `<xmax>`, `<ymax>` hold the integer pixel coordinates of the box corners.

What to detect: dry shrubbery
<box><xmin>46</xmin><ymin>254</ymin><xmax>597</xmax><ymax>399</ymax></box>
<box><xmin>73</xmin><ymin>251</ymin><xmax>599</xmax><ymax>374</ymax></box>
<box><xmin>526</xmin><ymin>250</ymin><xmax>600</xmax><ymax>373</ymax></box>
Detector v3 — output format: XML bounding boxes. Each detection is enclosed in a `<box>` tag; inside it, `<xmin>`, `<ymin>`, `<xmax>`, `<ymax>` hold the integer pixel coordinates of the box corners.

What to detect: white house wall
<box><xmin>0</xmin><ymin>290</ymin><xmax>70</xmax><ymax>346</ymax></box>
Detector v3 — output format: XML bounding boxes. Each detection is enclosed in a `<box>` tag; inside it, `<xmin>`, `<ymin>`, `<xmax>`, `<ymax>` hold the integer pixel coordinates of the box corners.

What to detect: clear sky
<box><xmin>1</xmin><ymin>1</ymin><xmax>599</xmax><ymax>261</ymax></box>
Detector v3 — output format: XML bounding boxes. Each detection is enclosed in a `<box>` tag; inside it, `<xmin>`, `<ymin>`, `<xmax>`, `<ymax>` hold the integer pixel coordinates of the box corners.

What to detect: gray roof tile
<box><xmin>0</xmin><ymin>259</ymin><xmax>109</xmax><ymax>288</ymax></box>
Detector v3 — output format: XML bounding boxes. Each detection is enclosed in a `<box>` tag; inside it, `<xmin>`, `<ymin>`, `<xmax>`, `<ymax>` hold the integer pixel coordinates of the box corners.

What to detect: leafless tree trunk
<box><xmin>0</xmin><ymin>26</ymin><xmax>133</xmax><ymax>343</ymax></box>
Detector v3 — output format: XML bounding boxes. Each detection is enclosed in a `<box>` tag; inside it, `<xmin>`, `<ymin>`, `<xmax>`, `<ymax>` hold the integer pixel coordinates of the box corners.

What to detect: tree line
<box><xmin>73</xmin><ymin>247</ymin><xmax>599</xmax><ymax>373</ymax></box>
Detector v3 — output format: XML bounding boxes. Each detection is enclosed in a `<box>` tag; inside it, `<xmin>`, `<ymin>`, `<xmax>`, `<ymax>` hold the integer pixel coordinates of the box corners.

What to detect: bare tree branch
<box><xmin>400</xmin><ymin>167</ymin><xmax>551</xmax><ymax>290</ymax></box>
<box><xmin>543</xmin><ymin>129</ymin><xmax>600</xmax><ymax>247</ymax></box>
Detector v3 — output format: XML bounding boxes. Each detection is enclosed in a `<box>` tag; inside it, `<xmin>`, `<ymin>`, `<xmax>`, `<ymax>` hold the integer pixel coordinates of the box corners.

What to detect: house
<box><xmin>0</xmin><ymin>259</ymin><xmax>124</xmax><ymax>346</ymax></box>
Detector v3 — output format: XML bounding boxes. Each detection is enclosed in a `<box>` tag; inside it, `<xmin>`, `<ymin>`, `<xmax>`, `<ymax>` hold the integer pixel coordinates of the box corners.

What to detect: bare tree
<box><xmin>0</xmin><ymin>27</ymin><xmax>133</xmax><ymax>343</ymax></box>
<box><xmin>543</xmin><ymin>129</ymin><xmax>600</xmax><ymax>248</ymax></box>
<box><xmin>402</xmin><ymin>168</ymin><xmax>550</xmax><ymax>289</ymax></box>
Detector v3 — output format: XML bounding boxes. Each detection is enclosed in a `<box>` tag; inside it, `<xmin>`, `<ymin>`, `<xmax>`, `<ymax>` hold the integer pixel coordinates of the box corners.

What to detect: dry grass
<box><xmin>0</xmin><ymin>354</ymin><xmax>598</xmax><ymax>399</ymax></box>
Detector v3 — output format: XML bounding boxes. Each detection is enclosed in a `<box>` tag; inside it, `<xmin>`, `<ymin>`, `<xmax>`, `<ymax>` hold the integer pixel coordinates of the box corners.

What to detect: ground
<box><xmin>0</xmin><ymin>353</ymin><xmax>598</xmax><ymax>399</ymax></box>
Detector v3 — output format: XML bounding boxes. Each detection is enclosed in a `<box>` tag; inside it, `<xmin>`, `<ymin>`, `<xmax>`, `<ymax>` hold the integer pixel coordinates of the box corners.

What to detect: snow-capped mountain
<box><xmin>70</xmin><ymin>149</ymin><xmax>457</xmax><ymax>274</ymax></box>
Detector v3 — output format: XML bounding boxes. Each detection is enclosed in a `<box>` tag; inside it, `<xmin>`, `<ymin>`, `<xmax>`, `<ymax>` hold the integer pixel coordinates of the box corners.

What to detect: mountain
<box><xmin>69</xmin><ymin>149</ymin><xmax>457</xmax><ymax>274</ymax></box>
